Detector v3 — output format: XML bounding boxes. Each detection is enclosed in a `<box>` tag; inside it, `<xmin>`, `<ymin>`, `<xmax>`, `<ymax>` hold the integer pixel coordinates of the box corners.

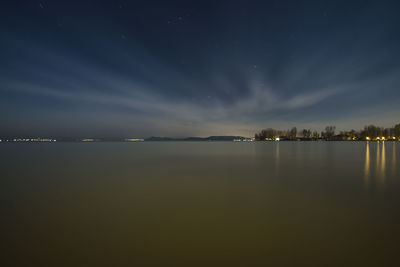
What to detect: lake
<box><xmin>1</xmin><ymin>141</ymin><xmax>400</xmax><ymax>266</ymax></box>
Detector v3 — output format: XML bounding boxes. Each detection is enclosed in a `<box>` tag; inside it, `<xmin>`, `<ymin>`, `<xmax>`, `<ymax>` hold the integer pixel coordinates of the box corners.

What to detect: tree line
<box><xmin>254</xmin><ymin>123</ymin><xmax>400</xmax><ymax>141</ymax></box>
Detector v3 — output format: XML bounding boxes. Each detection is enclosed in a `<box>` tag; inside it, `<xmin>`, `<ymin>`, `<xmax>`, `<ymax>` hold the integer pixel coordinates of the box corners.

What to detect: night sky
<box><xmin>1</xmin><ymin>0</ymin><xmax>400</xmax><ymax>138</ymax></box>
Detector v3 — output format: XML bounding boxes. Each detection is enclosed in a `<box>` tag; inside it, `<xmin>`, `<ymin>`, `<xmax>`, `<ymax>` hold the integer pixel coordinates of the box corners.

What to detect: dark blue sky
<box><xmin>1</xmin><ymin>0</ymin><xmax>399</xmax><ymax>137</ymax></box>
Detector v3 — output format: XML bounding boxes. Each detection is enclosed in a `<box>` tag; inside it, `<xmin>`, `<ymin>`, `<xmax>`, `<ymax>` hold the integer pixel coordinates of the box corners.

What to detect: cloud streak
<box><xmin>1</xmin><ymin>69</ymin><xmax>344</xmax><ymax>134</ymax></box>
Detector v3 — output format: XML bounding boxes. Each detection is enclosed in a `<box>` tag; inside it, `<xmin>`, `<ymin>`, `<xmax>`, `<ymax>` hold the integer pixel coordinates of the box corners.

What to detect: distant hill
<box><xmin>145</xmin><ymin>136</ymin><xmax>246</xmax><ymax>141</ymax></box>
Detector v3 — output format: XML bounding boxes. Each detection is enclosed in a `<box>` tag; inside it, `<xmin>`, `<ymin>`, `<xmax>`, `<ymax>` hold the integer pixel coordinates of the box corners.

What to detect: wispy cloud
<box><xmin>1</xmin><ymin>71</ymin><xmax>344</xmax><ymax>135</ymax></box>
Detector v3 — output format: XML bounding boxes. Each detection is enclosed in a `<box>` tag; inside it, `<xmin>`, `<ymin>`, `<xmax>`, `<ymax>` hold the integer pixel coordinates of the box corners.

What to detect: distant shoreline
<box><xmin>1</xmin><ymin>123</ymin><xmax>400</xmax><ymax>143</ymax></box>
<box><xmin>1</xmin><ymin>138</ymin><xmax>398</xmax><ymax>143</ymax></box>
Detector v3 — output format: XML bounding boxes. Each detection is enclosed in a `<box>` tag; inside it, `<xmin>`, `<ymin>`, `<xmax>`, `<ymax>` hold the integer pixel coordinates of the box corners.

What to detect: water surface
<box><xmin>1</xmin><ymin>142</ymin><xmax>400</xmax><ymax>266</ymax></box>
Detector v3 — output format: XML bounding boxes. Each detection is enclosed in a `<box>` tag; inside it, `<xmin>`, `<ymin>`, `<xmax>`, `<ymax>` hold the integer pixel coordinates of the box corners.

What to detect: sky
<box><xmin>1</xmin><ymin>0</ymin><xmax>400</xmax><ymax>138</ymax></box>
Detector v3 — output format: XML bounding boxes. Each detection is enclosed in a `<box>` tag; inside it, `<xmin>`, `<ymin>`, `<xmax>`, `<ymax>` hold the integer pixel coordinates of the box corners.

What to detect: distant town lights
<box><xmin>275</xmin><ymin>137</ymin><xmax>280</xmax><ymax>141</ymax></box>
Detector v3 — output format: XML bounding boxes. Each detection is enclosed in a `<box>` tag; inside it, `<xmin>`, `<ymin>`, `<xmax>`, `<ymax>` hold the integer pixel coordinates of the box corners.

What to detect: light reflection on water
<box><xmin>376</xmin><ymin>141</ymin><xmax>380</xmax><ymax>171</ymax></box>
<box><xmin>364</xmin><ymin>141</ymin><xmax>370</xmax><ymax>186</ymax></box>
<box><xmin>381</xmin><ymin>141</ymin><xmax>386</xmax><ymax>180</ymax></box>
<box><xmin>393</xmin><ymin>142</ymin><xmax>397</xmax><ymax>176</ymax></box>
<box><xmin>275</xmin><ymin>142</ymin><xmax>280</xmax><ymax>176</ymax></box>
<box><xmin>364</xmin><ymin>141</ymin><xmax>398</xmax><ymax>189</ymax></box>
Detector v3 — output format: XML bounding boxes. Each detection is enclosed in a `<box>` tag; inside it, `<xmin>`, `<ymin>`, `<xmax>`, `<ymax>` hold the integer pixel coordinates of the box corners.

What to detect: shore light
<box><xmin>275</xmin><ymin>137</ymin><xmax>280</xmax><ymax>141</ymax></box>
<box><xmin>366</xmin><ymin>137</ymin><xmax>370</xmax><ymax>140</ymax></box>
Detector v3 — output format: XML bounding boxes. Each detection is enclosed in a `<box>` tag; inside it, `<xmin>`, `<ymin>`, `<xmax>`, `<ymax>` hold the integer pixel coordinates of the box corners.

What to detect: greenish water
<box><xmin>1</xmin><ymin>142</ymin><xmax>400</xmax><ymax>266</ymax></box>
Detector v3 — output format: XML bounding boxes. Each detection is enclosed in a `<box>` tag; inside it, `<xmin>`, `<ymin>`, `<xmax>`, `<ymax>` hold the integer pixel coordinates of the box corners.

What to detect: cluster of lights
<box><xmin>264</xmin><ymin>137</ymin><xmax>281</xmax><ymax>141</ymax></box>
<box><xmin>234</xmin><ymin>139</ymin><xmax>254</xmax><ymax>142</ymax></box>
<box><xmin>9</xmin><ymin>138</ymin><xmax>56</xmax><ymax>142</ymax></box>
<box><xmin>366</xmin><ymin>136</ymin><xmax>400</xmax><ymax>141</ymax></box>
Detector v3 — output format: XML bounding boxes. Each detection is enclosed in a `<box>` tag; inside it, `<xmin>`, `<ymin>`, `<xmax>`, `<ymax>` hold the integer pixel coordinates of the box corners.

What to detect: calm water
<box><xmin>1</xmin><ymin>141</ymin><xmax>400</xmax><ymax>266</ymax></box>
